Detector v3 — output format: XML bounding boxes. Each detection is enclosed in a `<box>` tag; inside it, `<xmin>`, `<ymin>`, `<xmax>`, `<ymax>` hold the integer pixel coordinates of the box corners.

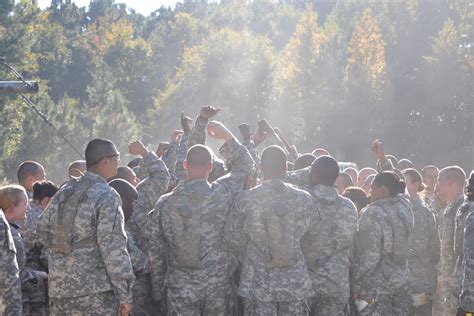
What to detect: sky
<box><xmin>37</xmin><ymin>0</ymin><xmax>179</xmax><ymax>16</ymax></box>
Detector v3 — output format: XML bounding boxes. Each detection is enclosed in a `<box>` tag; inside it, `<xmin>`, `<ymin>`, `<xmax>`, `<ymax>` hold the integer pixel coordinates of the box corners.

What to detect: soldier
<box><xmin>17</xmin><ymin>161</ymin><xmax>46</xmax><ymax>200</ymax></box>
<box><xmin>335</xmin><ymin>172</ymin><xmax>355</xmax><ymax>194</ymax></box>
<box><xmin>352</xmin><ymin>171</ymin><xmax>414</xmax><ymax>315</ymax></box>
<box><xmin>0</xmin><ymin>186</ymin><xmax>24</xmax><ymax>315</ymax></box>
<box><xmin>458</xmin><ymin>172</ymin><xmax>474</xmax><ymax>315</ymax></box>
<box><xmin>435</xmin><ymin>166</ymin><xmax>466</xmax><ymax>316</ymax></box>
<box><xmin>147</xmin><ymin>116</ymin><xmax>255</xmax><ymax>315</ymax></box>
<box><xmin>108</xmin><ymin>166</ymin><xmax>140</xmax><ymax>186</ymax></box>
<box><xmin>399</xmin><ymin>159</ymin><xmax>414</xmax><ymax>170</ymax></box>
<box><xmin>357</xmin><ymin>167</ymin><xmax>377</xmax><ymax>188</ymax></box>
<box><xmin>67</xmin><ymin>160</ymin><xmax>86</xmax><ymax>179</ymax></box>
<box><xmin>301</xmin><ymin>156</ymin><xmax>358</xmax><ymax>315</ymax></box>
<box><xmin>227</xmin><ymin>145</ymin><xmax>315</xmax><ymax>315</ymax></box>
<box><xmin>403</xmin><ymin>168</ymin><xmax>440</xmax><ymax>315</ymax></box>
<box><xmin>37</xmin><ymin>138</ymin><xmax>135</xmax><ymax>316</ymax></box>
<box><xmin>341</xmin><ymin>187</ymin><xmax>369</xmax><ymax>215</ymax></box>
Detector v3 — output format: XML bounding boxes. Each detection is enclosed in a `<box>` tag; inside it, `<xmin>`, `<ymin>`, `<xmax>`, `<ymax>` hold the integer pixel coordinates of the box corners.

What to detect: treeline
<box><xmin>0</xmin><ymin>0</ymin><xmax>472</xmax><ymax>183</ymax></box>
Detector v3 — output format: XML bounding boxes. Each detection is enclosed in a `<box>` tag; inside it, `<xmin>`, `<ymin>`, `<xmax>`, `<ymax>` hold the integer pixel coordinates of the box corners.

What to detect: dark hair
<box><xmin>342</xmin><ymin>187</ymin><xmax>369</xmax><ymax>212</ymax></box>
<box><xmin>109</xmin><ymin>179</ymin><xmax>138</xmax><ymax>221</ymax></box>
<box><xmin>17</xmin><ymin>161</ymin><xmax>43</xmax><ymax>183</ymax></box>
<box><xmin>127</xmin><ymin>157</ymin><xmax>142</xmax><ymax>169</ymax></box>
<box><xmin>467</xmin><ymin>171</ymin><xmax>474</xmax><ymax>202</ymax></box>
<box><xmin>186</xmin><ymin>144</ymin><xmax>212</xmax><ymax>167</ymax></box>
<box><xmin>294</xmin><ymin>153</ymin><xmax>316</xmax><ymax>171</ymax></box>
<box><xmin>309</xmin><ymin>155</ymin><xmax>339</xmax><ymax>186</ymax></box>
<box><xmin>33</xmin><ymin>181</ymin><xmax>59</xmax><ymax>201</ymax></box>
<box><xmin>85</xmin><ymin>138</ymin><xmax>118</xmax><ymax>167</ymax></box>
<box><xmin>372</xmin><ymin>171</ymin><xmax>406</xmax><ymax>197</ymax></box>
<box><xmin>261</xmin><ymin>146</ymin><xmax>287</xmax><ymax>179</ymax></box>
<box><xmin>403</xmin><ymin>168</ymin><xmax>425</xmax><ymax>192</ymax></box>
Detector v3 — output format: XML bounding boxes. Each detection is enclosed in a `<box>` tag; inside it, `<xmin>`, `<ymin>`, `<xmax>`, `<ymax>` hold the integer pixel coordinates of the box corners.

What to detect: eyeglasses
<box><xmin>89</xmin><ymin>154</ymin><xmax>120</xmax><ymax>166</ymax></box>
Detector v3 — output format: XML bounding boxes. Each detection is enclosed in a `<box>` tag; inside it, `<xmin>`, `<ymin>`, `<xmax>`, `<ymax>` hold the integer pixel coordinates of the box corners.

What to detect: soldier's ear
<box><xmin>207</xmin><ymin>161</ymin><xmax>213</xmax><ymax>173</ymax></box>
<box><xmin>183</xmin><ymin>160</ymin><xmax>188</xmax><ymax>170</ymax></box>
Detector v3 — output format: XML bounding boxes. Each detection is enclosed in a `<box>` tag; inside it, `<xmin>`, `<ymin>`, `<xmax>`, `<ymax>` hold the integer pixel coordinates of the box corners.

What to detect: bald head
<box><xmin>109</xmin><ymin>166</ymin><xmax>139</xmax><ymax>186</ymax></box>
<box><xmin>186</xmin><ymin>145</ymin><xmax>212</xmax><ymax>168</ymax></box>
<box><xmin>17</xmin><ymin>161</ymin><xmax>45</xmax><ymax>192</ymax></box>
<box><xmin>85</xmin><ymin>138</ymin><xmax>119</xmax><ymax>168</ymax></box>
<box><xmin>261</xmin><ymin>146</ymin><xmax>287</xmax><ymax>179</ymax></box>
<box><xmin>439</xmin><ymin>166</ymin><xmax>466</xmax><ymax>188</ymax></box>
<box><xmin>398</xmin><ymin>158</ymin><xmax>413</xmax><ymax>170</ymax></box>
<box><xmin>309</xmin><ymin>155</ymin><xmax>339</xmax><ymax>187</ymax></box>
<box><xmin>294</xmin><ymin>153</ymin><xmax>316</xmax><ymax>171</ymax></box>
<box><xmin>109</xmin><ymin>179</ymin><xmax>138</xmax><ymax>221</ymax></box>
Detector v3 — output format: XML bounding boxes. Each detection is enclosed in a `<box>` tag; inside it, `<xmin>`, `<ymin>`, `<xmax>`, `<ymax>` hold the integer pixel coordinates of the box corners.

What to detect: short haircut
<box><xmin>68</xmin><ymin>160</ymin><xmax>86</xmax><ymax>172</ymax></box>
<box><xmin>0</xmin><ymin>185</ymin><xmax>26</xmax><ymax>210</ymax></box>
<box><xmin>85</xmin><ymin>138</ymin><xmax>117</xmax><ymax>167</ymax></box>
<box><xmin>186</xmin><ymin>144</ymin><xmax>212</xmax><ymax>168</ymax></box>
<box><xmin>261</xmin><ymin>146</ymin><xmax>287</xmax><ymax>178</ymax></box>
<box><xmin>402</xmin><ymin>168</ymin><xmax>425</xmax><ymax>192</ymax></box>
<box><xmin>109</xmin><ymin>179</ymin><xmax>138</xmax><ymax>221</ymax></box>
<box><xmin>17</xmin><ymin>161</ymin><xmax>43</xmax><ymax>183</ymax></box>
<box><xmin>309</xmin><ymin>155</ymin><xmax>339</xmax><ymax>186</ymax></box>
<box><xmin>109</xmin><ymin>166</ymin><xmax>136</xmax><ymax>183</ymax></box>
<box><xmin>398</xmin><ymin>159</ymin><xmax>413</xmax><ymax>170</ymax></box>
<box><xmin>312</xmin><ymin>148</ymin><xmax>330</xmax><ymax>157</ymax></box>
<box><xmin>294</xmin><ymin>154</ymin><xmax>316</xmax><ymax>171</ymax></box>
<box><xmin>467</xmin><ymin>171</ymin><xmax>474</xmax><ymax>202</ymax></box>
<box><xmin>421</xmin><ymin>165</ymin><xmax>439</xmax><ymax>175</ymax></box>
<box><xmin>338</xmin><ymin>172</ymin><xmax>354</xmax><ymax>188</ymax></box>
<box><xmin>33</xmin><ymin>181</ymin><xmax>59</xmax><ymax>201</ymax></box>
<box><xmin>439</xmin><ymin>166</ymin><xmax>466</xmax><ymax>188</ymax></box>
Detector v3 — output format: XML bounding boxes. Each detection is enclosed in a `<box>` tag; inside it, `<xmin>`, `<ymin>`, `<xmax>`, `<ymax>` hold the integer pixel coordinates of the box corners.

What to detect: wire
<box><xmin>1</xmin><ymin>58</ymin><xmax>84</xmax><ymax>159</ymax></box>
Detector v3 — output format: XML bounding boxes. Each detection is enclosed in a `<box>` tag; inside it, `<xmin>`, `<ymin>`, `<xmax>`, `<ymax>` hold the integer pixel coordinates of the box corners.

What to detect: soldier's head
<box><xmin>108</xmin><ymin>166</ymin><xmax>139</xmax><ymax>187</ymax></box>
<box><xmin>436</xmin><ymin>166</ymin><xmax>466</xmax><ymax>204</ymax></box>
<box><xmin>0</xmin><ymin>185</ymin><xmax>29</xmax><ymax>222</ymax></box>
<box><xmin>335</xmin><ymin>172</ymin><xmax>354</xmax><ymax>194</ymax></box>
<box><xmin>467</xmin><ymin>171</ymin><xmax>474</xmax><ymax>202</ymax></box>
<box><xmin>311</xmin><ymin>148</ymin><xmax>330</xmax><ymax>158</ymax></box>
<box><xmin>293</xmin><ymin>153</ymin><xmax>316</xmax><ymax>171</ymax></box>
<box><xmin>184</xmin><ymin>144</ymin><xmax>213</xmax><ymax>180</ymax></box>
<box><xmin>85</xmin><ymin>138</ymin><xmax>121</xmax><ymax>180</ymax></box>
<box><xmin>370</xmin><ymin>171</ymin><xmax>405</xmax><ymax>202</ymax></box>
<box><xmin>127</xmin><ymin>157</ymin><xmax>141</xmax><ymax>169</ymax></box>
<box><xmin>17</xmin><ymin>161</ymin><xmax>46</xmax><ymax>193</ymax></box>
<box><xmin>421</xmin><ymin>165</ymin><xmax>439</xmax><ymax>190</ymax></box>
<box><xmin>68</xmin><ymin>160</ymin><xmax>87</xmax><ymax>179</ymax></box>
<box><xmin>343</xmin><ymin>167</ymin><xmax>358</xmax><ymax>186</ymax></box>
<box><xmin>260</xmin><ymin>146</ymin><xmax>287</xmax><ymax>180</ymax></box>
<box><xmin>342</xmin><ymin>187</ymin><xmax>369</xmax><ymax>214</ymax></box>
<box><xmin>32</xmin><ymin>181</ymin><xmax>58</xmax><ymax>210</ymax></box>
<box><xmin>398</xmin><ymin>158</ymin><xmax>414</xmax><ymax>170</ymax></box>
<box><xmin>109</xmin><ymin>179</ymin><xmax>138</xmax><ymax>222</ymax></box>
<box><xmin>309</xmin><ymin>155</ymin><xmax>339</xmax><ymax>187</ymax></box>
<box><xmin>357</xmin><ymin>167</ymin><xmax>377</xmax><ymax>187</ymax></box>
<box><xmin>402</xmin><ymin>168</ymin><xmax>425</xmax><ymax>199</ymax></box>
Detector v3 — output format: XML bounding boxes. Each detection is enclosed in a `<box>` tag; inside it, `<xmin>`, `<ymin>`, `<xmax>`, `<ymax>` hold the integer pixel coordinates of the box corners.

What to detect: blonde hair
<box><xmin>0</xmin><ymin>185</ymin><xmax>27</xmax><ymax>210</ymax></box>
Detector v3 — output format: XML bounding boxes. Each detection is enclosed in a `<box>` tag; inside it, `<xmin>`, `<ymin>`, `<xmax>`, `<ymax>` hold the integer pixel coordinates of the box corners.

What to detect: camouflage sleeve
<box><xmin>133</xmin><ymin>152</ymin><xmax>170</xmax><ymax>227</ymax></box>
<box><xmin>146</xmin><ymin>199</ymin><xmax>167</xmax><ymax>302</ymax></box>
<box><xmin>126</xmin><ymin>231</ymin><xmax>147</xmax><ymax>273</ymax></box>
<box><xmin>217</xmin><ymin>137</ymin><xmax>256</xmax><ymax>191</ymax></box>
<box><xmin>37</xmin><ymin>194</ymin><xmax>58</xmax><ymax>249</ymax></box>
<box><xmin>176</xmin><ymin>132</ymin><xmax>190</xmax><ymax>161</ymax></box>
<box><xmin>0</xmin><ymin>220</ymin><xmax>22</xmax><ymax>315</ymax></box>
<box><xmin>286</xmin><ymin>167</ymin><xmax>310</xmax><ymax>186</ymax></box>
<box><xmin>242</xmin><ymin>139</ymin><xmax>260</xmax><ymax>164</ymax></box>
<box><xmin>428</xmin><ymin>211</ymin><xmax>441</xmax><ymax>266</ymax></box>
<box><xmin>460</xmin><ymin>210</ymin><xmax>474</xmax><ymax>311</ymax></box>
<box><xmin>187</xmin><ymin>115</ymin><xmax>208</xmax><ymax>147</ymax></box>
<box><xmin>96</xmin><ymin>194</ymin><xmax>135</xmax><ymax>304</ymax></box>
<box><xmin>225</xmin><ymin>193</ymin><xmax>249</xmax><ymax>259</ymax></box>
<box><xmin>352</xmin><ymin>207</ymin><xmax>383</xmax><ymax>295</ymax></box>
<box><xmin>162</xmin><ymin>142</ymin><xmax>178</xmax><ymax>173</ymax></box>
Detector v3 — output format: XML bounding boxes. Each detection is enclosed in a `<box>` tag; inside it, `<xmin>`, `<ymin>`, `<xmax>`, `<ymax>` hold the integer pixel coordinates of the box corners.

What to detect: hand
<box><xmin>128</xmin><ymin>140</ymin><xmax>148</xmax><ymax>157</ymax></box>
<box><xmin>156</xmin><ymin>142</ymin><xmax>170</xmax><ymax>158</ymax></box>
<box><xmin>180</xmin><ymin>112</ymin><xmax>193</xmax><ymax>133</ymax></box>
<box><xmin>171</xmin><ymin>129</ymin><xmax>184</xmax><ymax>144</ymax></box>
<box><xmin>253</xmin><ymin>128</ymin><xmax>268</xmax><ymax>146</ymax></box>
<box><xmin>199</xmin><ymin>105</ymin><xmax>221</xmax><ymax>119</ymax></box>
<box><xmin>119</xmin><ymin>303</ymin><xmax>133</xmax><ymax>316</ymax></box>
<box><xmin>371</xmin><ymin>139</ymin><xmax>386</xmax><ymax>161</ymax></box>
<box><xmin>207</xmin><ymin>121</ymin><xmax>232</xmax><ymax>142</ymax></box>
<box><xmin>257</xmin><ymin>119</ymin><xmax>273</xmax><ymax>134</ymax></box>
<box><xmin>238</xmin><ymin>123</ymin><xmax>251</xmax><ymax>141</ymax></box>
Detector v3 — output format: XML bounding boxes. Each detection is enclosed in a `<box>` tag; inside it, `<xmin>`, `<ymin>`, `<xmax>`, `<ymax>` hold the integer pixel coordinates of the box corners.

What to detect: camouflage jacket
<box><xmin>459</xmin><ymin>201</ymin><xmax>474</xmax><ymax>312</ymax></box>
<box><xmin>454</xmin><ymin>199</ymin><xmax>473</xmax><ymax>295</ymax></box>
<box><xmin>38</xmin><ymin>171</ymin><xmax>135</xmax><ymax>303</ymax></box>
<box><xmin>408</xmin><ymin>195</ymin><xmax>440</xmax><ymax>294</ymax></box>
<box><xmin>0</xmin><ymin>210</ymin><xmax>22</xmax><ymax>315</ymax></box>
<box><xmin>301</xmin><ymin>185</ymin><xmax>357</xmax><ymax>299</ymax></box>
<box><xmin>227</xmin><ymin>179</ymin><xmax>315</xmax><ymax>302</ymax></box>
<box><xmin>147</xmin><ymin>136</ymin><xmax>255</xmax><ymax>302</ymax></box>
<box><xmin>352</xmin><ymin>195</ymin><xmax>414</xmax><ymax>298</ymax></box>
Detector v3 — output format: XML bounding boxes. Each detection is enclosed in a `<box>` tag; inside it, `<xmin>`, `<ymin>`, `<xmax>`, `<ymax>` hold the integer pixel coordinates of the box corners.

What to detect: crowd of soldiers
<box><xmin>0</xmin><ymin>105</ymin><xmax>473</xmax><ymax>316</ymax></box>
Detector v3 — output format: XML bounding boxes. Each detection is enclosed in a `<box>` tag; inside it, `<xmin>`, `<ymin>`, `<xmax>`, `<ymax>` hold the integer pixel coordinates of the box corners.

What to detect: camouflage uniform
<box><xmin>301</xmin><ymin>185</ymin><xmax>358</xmax><ymax>315</ymax></box>
<box><xmin>37</xmin><ymin>171</ymin><xmax>135</xmax><ymax>315</ymax></box>
<box><xmin>126</xmin><ymin>151</ymin><xmax>170</xmax><ymax>315</ymax></box>
<box><xmin>175</xmin><ymin>131</ymin><xmax>190</xmax><ymax>181</ymax></box>
<box><xmin>352</xmin><ymin>196</ymin><xmax>414</xmax><ymax>315</ymax></box>
<box><xmin>9</xmin><ymin>224</ymin><xmax>47</xmax><ymax>316</ymax></box>
<box><xmin>226</xmin><ymin>179</ymin><xmax>315</xmax><ymax>315</ymax></box>
<box><xmin>0</xmin><ymin>210</ymin><xmax>22</xmax><ymax>315</ymax></box>
<box><xmin>458</xmin><ymin>201</ymin><xmax>474</xmax><ymax>312</ymax></box>
<box><xmin>436</xmin><ymin>194</ymin><xmax>465</xmax><ymax>316</ymax></box>
<box><xmin>409</xmin><ymin>195</ymin><xmax>440</xmax><ymax>316</ymax></box>
<box><xmin>147</xmin><ymin>136</ymin><xmax>255</xmax><ymax>315</ymax></box>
